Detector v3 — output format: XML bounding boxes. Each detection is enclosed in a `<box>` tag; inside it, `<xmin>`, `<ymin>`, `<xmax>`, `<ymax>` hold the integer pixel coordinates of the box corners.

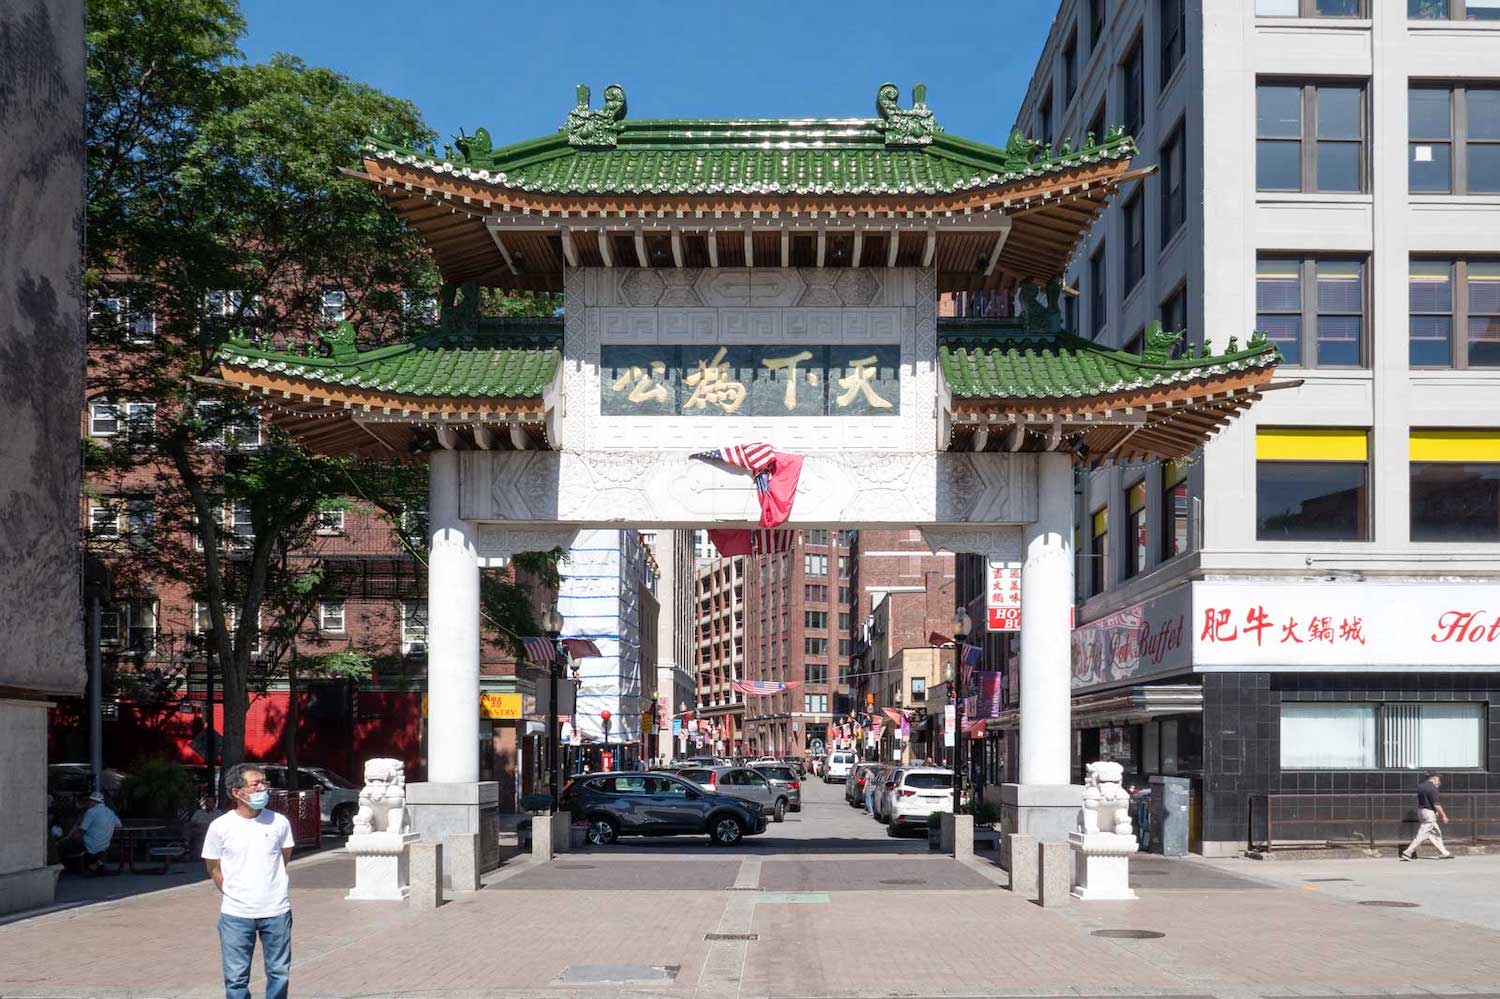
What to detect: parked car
<box><xmin>886</xmin><ymin>768</ymin><xmax>955</xmax><ymax>836</ymax></box>
<box><xmin>823</xmin><ymin>751</ymin><xmax>855</xmax><ymax>783</ymax></box>
<box><xmin>676</xmin><ymin>765</ymin><xmax>792</xmax><ymax>822</ymax></box>
<box><xmin>561</xmin><ymin>771</ymin><xmax>768</xmax><ymax>846</ymax></box>
<box><xmin>259</xmin><ymin>764</ymin><xmax>362</xmax><ymax>836</ymax></box>
<box><xmin>873</xmin><ymin>767</ymin><xmax>907</xmax><ymax>823</ymax></box>
<box><xmin>751</xmin><ymin>764</ymin><xmax>802</xmax><ymax>813</ymax></box>
<box><xmin>844</xmin><ymin>763</ymin><xmax>881</xmax><ymax>807</ymax></box>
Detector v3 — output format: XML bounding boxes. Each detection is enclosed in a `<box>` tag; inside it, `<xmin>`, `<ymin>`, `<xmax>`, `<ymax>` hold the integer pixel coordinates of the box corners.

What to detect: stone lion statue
<box><xmin>1080</xmin><ymin>760</ymin><xmax>1132</xmax><ymax>837</ymax></box>
<box><xmin>352</xmin><ymin>758</ymin><xmax>408</xmax><ymax>836</ymax></box>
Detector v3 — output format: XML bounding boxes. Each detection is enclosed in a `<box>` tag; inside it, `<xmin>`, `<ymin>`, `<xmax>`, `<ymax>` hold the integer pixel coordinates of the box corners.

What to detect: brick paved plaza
<box><xmin>3</xmin><ymin>781</ymin><xmax>1498</xmax><ymax>998</ymax></box>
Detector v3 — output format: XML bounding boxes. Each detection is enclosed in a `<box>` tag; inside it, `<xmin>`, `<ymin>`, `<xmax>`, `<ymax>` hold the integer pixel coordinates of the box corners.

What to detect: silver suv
<box><xmin>676</xmin><ymin>765</ymin><xmax>793</xmax><ymax>823</ymax></box>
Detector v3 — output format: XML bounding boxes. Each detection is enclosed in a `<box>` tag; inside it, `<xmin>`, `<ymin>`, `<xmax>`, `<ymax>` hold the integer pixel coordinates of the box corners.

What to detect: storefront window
<box><xmin>1281</xmin><ymin>703</ymin><xmax>1377</xmax><ymax>769</ymax></box>
<box><xmin>1280</xmin><ymin>701</ymin><xmax>1485</xmax><ymax>769</ymax></box>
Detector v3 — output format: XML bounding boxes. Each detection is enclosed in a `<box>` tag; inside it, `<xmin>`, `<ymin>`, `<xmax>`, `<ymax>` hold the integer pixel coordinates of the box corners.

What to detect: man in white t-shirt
<box><xmin>202</xmin><ymin>764</ymin><xmax>295</xmax><ymax>999</ymax></box>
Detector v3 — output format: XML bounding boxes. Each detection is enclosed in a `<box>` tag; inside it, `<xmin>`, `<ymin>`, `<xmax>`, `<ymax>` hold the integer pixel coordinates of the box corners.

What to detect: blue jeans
<box><xmin>217</xmin><ymin>911</ymin><xmax>292</xmax><ymax>999</ymax></box>
<box><xmin>865</xmin><ymin>788</ymin><xmax>876</xmax><ymax>813</ymax></box>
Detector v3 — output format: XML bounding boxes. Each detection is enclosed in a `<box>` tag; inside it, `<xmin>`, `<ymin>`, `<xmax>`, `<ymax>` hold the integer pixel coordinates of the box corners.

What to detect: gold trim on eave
<box><xmin>1410</xmin><ymin>429</ymin><xmax>1500</xmax><ymax>463</ymax></box>
<box><xmin>1256</xmin><ymin>428</ymin><xmax>1368</xmax><ymax>462</ymax></box>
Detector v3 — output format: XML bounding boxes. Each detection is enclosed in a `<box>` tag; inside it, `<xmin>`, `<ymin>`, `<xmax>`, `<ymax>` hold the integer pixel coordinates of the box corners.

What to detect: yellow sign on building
<box><xmin>420</xmin><ymin>692</ymin><xmax>523</xmax><ymax>720</ymax></box>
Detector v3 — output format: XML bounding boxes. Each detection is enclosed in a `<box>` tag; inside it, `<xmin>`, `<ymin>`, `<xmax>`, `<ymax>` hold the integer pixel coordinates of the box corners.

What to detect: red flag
<box><xmin>759</xmin><ymin>451</ymin><xmax>803</xmax><ymax>528</ymax></box>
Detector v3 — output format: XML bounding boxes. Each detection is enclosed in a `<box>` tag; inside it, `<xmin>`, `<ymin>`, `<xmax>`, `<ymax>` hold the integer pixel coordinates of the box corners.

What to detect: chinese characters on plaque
<box><xmin>600</xmin><ymin>344</ymin><xmax>901</xmax><ymax>417</ymax></box>
<box><xmin>1198</xmin><ymin>605</ymin><xmax>1366</xmax><ymax>647</ymax></box>
<box><xmin>987</xmin><ymin>562</ymin><xmax>1022</xmax><ymax>632</ymax></box>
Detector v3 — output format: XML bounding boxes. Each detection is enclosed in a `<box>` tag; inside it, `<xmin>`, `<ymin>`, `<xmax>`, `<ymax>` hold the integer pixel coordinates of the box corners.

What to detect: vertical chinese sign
<box><xmin>987</xmin><ymin>561</ymin><xmax>1022</xmax><ymax>631</ymax></box>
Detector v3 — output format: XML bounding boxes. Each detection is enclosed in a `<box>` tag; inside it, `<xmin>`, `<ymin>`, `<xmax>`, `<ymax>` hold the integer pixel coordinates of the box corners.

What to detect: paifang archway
<box><xmin>218</xmin><ymin>83</ymin><xmax>1279</xmax><ymax>876</ymax></box>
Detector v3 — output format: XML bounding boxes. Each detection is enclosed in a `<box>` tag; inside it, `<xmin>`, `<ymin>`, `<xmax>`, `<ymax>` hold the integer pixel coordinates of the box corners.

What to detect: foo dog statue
<box><xmin>1080</xmin><ymin>761</ymin><xmax>1133</xmax><ymax>837</ymax></box>
<box><xmin>1069</xmin><ymin>760</ymin><xmax>1138</xmax><ymax>901</ymax></box>
<box><xmin>352</xmin><ymin>758</ymin><xmax>408</xmax><ymax>836</ymax></box>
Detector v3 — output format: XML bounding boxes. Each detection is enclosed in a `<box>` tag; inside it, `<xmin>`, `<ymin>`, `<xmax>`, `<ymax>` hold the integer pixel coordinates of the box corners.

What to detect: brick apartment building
<box><xmin>693</xmin><ymin>554</ymin><xmax>745</xmax><ymax>755</ymax></box>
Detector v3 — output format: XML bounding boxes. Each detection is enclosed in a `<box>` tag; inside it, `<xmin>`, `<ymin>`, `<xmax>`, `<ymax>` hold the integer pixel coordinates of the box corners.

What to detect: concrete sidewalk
<box><xmin>1</xmin><ymin>849</ymin><xmax>1498</xmax><ymax>998</ymax></box>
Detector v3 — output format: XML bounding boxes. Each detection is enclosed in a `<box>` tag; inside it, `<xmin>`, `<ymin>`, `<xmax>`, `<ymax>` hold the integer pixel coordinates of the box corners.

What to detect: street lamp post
<box><xmin>542</xmin><ymin>604</ymin><xmax>565</xmax><ymax>812</ymax></box>
<box><xmin>949</xmin><ymin>609</ymin><xmax>973</xmax><ymax>817</ymax></box>
<box><xmin>600</xmin><ymin>710</ymin><xmax>612</xmax><ymax>769</ymax></box>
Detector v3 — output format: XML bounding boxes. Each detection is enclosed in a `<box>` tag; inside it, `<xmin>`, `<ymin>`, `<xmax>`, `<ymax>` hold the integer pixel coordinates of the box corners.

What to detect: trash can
<box><xmin>268</xmin><ymin>787</ymin><xmax>322</xmax><ymax>851</ymax></box>
<box><xmin>1149</xmin><ymin>776</ymin><xmax>1189</xmax><ymax>856</ymax></box>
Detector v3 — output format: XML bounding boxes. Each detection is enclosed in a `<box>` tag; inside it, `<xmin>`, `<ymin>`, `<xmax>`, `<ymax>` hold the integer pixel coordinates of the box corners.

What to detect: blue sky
<box><xmin>240</xmin><ymin>0</ymin><xmax>1062</xmax><ymax>148</ymax></box>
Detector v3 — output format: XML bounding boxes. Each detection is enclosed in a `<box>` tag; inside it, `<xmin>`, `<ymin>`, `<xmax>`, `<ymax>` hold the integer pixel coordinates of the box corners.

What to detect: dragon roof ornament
<box><xmin>564</xmin><ymin>83</ymin><xmax>628</xmax><ymax>148</ymax></box>
<box><xmin>875</xmin><ymin>82</ymin><xmax>940</xmax><ymax>147</ymax></box>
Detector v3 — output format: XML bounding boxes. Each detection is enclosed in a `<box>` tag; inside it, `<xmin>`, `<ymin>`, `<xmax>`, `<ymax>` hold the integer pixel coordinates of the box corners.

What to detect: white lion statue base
<box><xmin>1068</xmin><ymin>761</ymin><xmax>1139</xmax><ymax>901</ymax></box>
<box><xmin>345</xmin><ymin>758</ymin><xmax>418</xmax><ymax>902</ymax></box>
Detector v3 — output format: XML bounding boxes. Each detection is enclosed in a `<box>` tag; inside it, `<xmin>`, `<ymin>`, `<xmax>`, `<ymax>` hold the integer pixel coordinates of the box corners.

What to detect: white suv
<box><xmin>886</xmin><ymin>767</ymin><xmax>954</xmax><ymax>834</ymax></box>
<box><xmin>823</xmin><ymin>751</ymin><xmax>855</xmax><ymax>783</ymax></box>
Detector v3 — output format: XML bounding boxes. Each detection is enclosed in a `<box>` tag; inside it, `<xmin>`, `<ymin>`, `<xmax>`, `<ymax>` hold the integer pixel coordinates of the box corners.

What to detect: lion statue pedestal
<box><xmin>1068</xmin><ymin>761</ymin><xmax>1139</xmax><ymax>901</ymax></box>
<box><xmin>345</xmin><ymin>758</ymin><xmax>419</xmax><ymax>902</ymax></box>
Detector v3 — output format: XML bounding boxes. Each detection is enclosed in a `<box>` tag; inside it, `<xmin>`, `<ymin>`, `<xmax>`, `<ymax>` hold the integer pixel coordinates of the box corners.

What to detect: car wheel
<box><xmin>333</xmin><ymin>805</ymin><xmax>355</xmax><ymax>838</ymax></box>
<box><xmin>886</xmin><ymin>822</ymin><xmax>901</xmax><ymax>837</ymax></box>
<box><xmin>586</xmin><ymin>816</ymin><xmax>619</xmax><ymax>846</ymax></box>
<box><xmin>772</xmin><ymin>798</ymin><xmax>787</xmax><ymax>823</ymax></box>
<box><xmin>709</xmin><ymin>815</ymin><xmax>744</xmax><ymax>846</ymax></box>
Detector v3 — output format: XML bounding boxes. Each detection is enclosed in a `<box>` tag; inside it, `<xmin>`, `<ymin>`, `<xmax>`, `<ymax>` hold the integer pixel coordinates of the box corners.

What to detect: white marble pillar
<box><xmin>1019</xmin><ymin>451</ymin><xmax>1074</xmax><ymax>786</ymax></box>
<box><xmin>426</xmin><ymin>449</ymin><xmax>479</xmax><ymax>784</ymax></box>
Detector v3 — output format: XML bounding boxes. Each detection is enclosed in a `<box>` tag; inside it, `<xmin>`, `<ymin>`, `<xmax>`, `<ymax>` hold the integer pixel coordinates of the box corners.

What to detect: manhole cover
<box><xmin>1305</xmin><ymin>877</ymin><xmax>1352</xmax><ymax>882</ymax></box>
<box><xmin>1091</xmin><ymin>929</ymin><xmax>1166</xmax><ymax>940</ymax></box>
<box><xmin>553</xmin><ymin>864</ymin><xmax>596</xmax><ymax>870</ymax></box>
<box><xmin>1359</xmin><ymin>900</ymin><xmax>1420</xmax><ymax>908</ymax></box>
<box><xmin>879</xmin><ymin>878</ymin><xmax>927</xmax><ymax>885</ymax></box>
<box><xmin>704</xmin><ymin>933</ymin><xmax>759</xmax><ymax>941</ymax></box>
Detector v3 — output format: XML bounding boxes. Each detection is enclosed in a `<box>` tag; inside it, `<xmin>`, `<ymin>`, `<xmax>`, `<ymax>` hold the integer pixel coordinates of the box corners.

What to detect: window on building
<box><xmin>1062</xmin><ymin>28</ymin><xmax>1079</xmax><ymax>106</ymax></box>
<box><xmin>1089</xmin><ymin>507</ymin><xmax>1110</xmax><ymax>595</ymax></box>
<box><xmin>92</xmin><ymin>295</ymin><xmax>156</xmax><ymax>344</ymax></box>
<box><xmin>127</xmin><ymin>600</ymin><xmax>157</xmax><ymax>654</ymax></box>
<box><xmin>319</xmin><ymin>601</ymin><xmax>345</xmax><ymax>634</ymax></box>
<box><xmin>804</xmin><ymin>637</ymin><xmax>827</xmax><ymax>656</ymax></box>
<box><xmin>1410</xmin><ymin>258</ymin><xmax>1500</xmax><ymax>368</ymax></box>
<box><xmin>1036</xmin><ymin>93</ymin><xmax>1053</xmax><ymax>150</ymax></box>
<box><xmin>839</xmin><ymin>638</ymin><xmax>852</xmax><ymax>656</ymax></box>
<box><xmin>402</xmin><ymin>289</ymin><xmax>439</xmax><ymax>325</ymax></box>
<box><xmin>804</xmin><ymin>529</ymin><xmax>828</xmax><ymax>545</ymax></box>
<box><xmin>1124</xmin><ymin>482</ymin><xmax>1148</xmax><ymax>578</ymax></box>
<box><xmin>1090</xmin><ymin>0</ymin><xmax>1107</xmax><ymax>47</ymax></box>
<box><xmin>321</xmin><ymin>289</ymin><xmax>346</xmax><ymax>323</ymax></box>
<box><xmin>804</xmin><ymin>554</ymin><xmax>827</xmax><ymax>576</ymax></box>
<box><xmin>807</xmin><ymin>663</ymin><xmax>828</xmax><ymax>684</ymax></box>
<box><xmin>839</xmin><ymin>585</ymin><xmax>854</xmax><ymax>604</ymax></box>
<box><xmin>1256</xmin><ymin>429</ymin><xmax>1370</xmax><ymax>541</ymax></box>
<box><xmin>804</xmin><ymin>693</ymin><xmax>828</xmax><ymax>713</ymax></box>
<box><xmin>805</xmin><ymin>584</ymin><xmax>827</xmax><ymax>602</ymax></box>
<box><xmin>1063</xmin><ymin>291</ymin><xmax>1079</xmax><ymax>333</ymax></box>
<box><xmin>1160</xmin><ymin>285</ymin><xmax>1187</xmax><ymax>340</ymax></box>
<box><xmin>1160</xmin><ymin>122</ymin><xmax>1187</xmax><ymax>244</ymax></box>
<box><xmin>838</xmin><ymin>611</ymin><xmax>851</xmax><ymax>631</ymax></box>
<box><xmin>1410</xmin><ymin>0</ymin><xmax>1500</xmax><ymax>20</ymax></box>
<box><xmin>805</xmin><ymin>610</ymin><xmax>827</xmax><ymax>630</ymax></box>
<box><xmin>1256</xmin><ymin>256</ymin><xmax>1366</xmax><ymax>368</ymax></box>
<box><xmin>1087</xmin><ymin>102</ymin><xmax>1106</xmax><ymax>149</ymax></box>
<box><xmin>89</xmin><ymin>501</ymin><xmax>120</xmax><ymax>539</ymax></box>
<box><xmin>1123</xmin><ymin>192</ymin><xmax>1145</xmax><ymax>294</ymax></box>
<box><xmin>839</xmin><ymin>528</ymin><xmax>858</xmax><ymax>547</ymax></box>
<box><xmin>838</xmin><ymin>555</ymin><xmax>850</xmax><ymax>579</ymax></box>
<box><xmin>1090</xmin><ymin>244</ymin><xmax>1108</xmax><ymax>338</ymax></box>
<box><xmin>402</xmin><ymin>601</ymin><xmax>428</xmax><ymax>654</ymax></box>
<box><xmin>88</xmin><ymin>400</ymin><xmax>119</xmax><ymax>437</ymax></box>
<box><xmin>1410</xmin><ymin>430</ymin><xmax>1500</xmax><ymax>541</ymax></box>
<box><xmin>98</xmin><ymin>606</ymin><xmax>121</xmax><ymax>645</ymax></box>
<box><xmin>124</xmin><ymin>401</ymin><xmax>156</xmax><ymax>444</ymax></box>
<box><xmin>315</xmin><ymin>507</ymin><xmax>345</xmax><ymax>534</ymax></box>
<box><xmin>911</xmin><ymin>677</ymin><xmax>927</xmax><ymax>702</ymax></box>
<box><xmin>1258</xmin><ymin>0</ymin><xmax>1364</xmax><ymax>14</ymax></box>
<box><xmin>195</xmin><ymin>400</ymin><xmax>261</xmax><ymax>449</ymax></box>
<box><xmin>1257</xmin><ymin>81</ymin><xmax>1366</xmax><ymax>193</ymax></box>
<box><xmin>1161</xmin><ymin>460</ymin><xmax>1190</xmax><ymax>561</ymax></box>
<box><xmin>1120</xmin><ymin>42</ymin><xmax>1144</xmax><ymax>138</ymax></box>
<box><xmin>226</xmin><ymin>500</ymin><xmax>254</xmax><ymax>550</ymax></box>
<box><xmin>1409</xmin><ymin>85</ymin><xmax>1500</xmax><ymax>195</ymax></box>
<box><xmin>1281</xmin><ymin>702</ymin><xmax>1485</xmax><ymax>769</ymax></box>
<box><xmin>1160</xmin><ymin>0</ymin><xmax>1186</xmax><ymax>86</ymax></box>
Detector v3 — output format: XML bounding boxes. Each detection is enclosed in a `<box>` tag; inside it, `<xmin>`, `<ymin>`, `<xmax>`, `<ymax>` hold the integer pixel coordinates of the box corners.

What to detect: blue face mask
<box><xmin>242</xmin><ymin>790</ymin><xmax>270</xmax><ymax>811</ymax></box>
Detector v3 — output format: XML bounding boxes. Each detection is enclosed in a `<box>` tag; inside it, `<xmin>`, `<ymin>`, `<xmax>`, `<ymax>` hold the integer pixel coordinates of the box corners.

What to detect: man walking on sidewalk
<box><xmin>202</xmin><ymin>764</ymin><xmax>296</xmax><ymax>998</ymax></box>
<box><xmin>1400</xmin><ymin>771</ymin><xmax>1454</xmax><ymax>861</ymax></box>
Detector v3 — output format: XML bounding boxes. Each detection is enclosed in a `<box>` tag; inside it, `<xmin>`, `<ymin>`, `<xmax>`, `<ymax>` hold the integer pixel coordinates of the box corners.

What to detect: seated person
<box><xmin>59</xmin><ymin>791</ymin><xmax>121</xmax><ymax>875</ymax></box>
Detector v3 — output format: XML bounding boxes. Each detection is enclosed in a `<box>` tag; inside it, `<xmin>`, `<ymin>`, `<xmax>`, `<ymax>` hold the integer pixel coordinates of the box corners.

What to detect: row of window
<box><xmin>97</xmin><ymin>600</ymin><xmax>428</xmax><ymax>655</ymax></box>
<box><xmin>1281</xmin><ymin>702</ymin><xmax>1486</xmax><ymax>770</ymax></box>
<box><xmin>802</xmin><ymin>610</ymin><xmax>853</xmax><ymax>631</ymax></box>
<box><xmin>88</xmin><ymin>399</ymin><xmax>262</xmax><ymax>448</ymax></box>
<box><xmin>1086</xmin><ymin>462</ymin><xmax>1190</xmax><ymax>595</ymax></box>
<box><xmin>801</xmin><ymin>554</ymin><xmax>853</xmax><ymax>578</ymax></box>
<box><xmin>1257</xmin><ymin>81</ymin><xmax>1500</xmax><ymax>195</ymax></box>
<box><xmin>1257</xmin><ymin>0</ymin><xmax>1500</xmax><ymax>19</ymax></box>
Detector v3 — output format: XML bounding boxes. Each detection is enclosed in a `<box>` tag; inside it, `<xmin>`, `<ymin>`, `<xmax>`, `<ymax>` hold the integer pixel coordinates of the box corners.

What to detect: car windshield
<box><xmin>760</xmin><ymin>767</ymin><xmax>796</xmax><ymax>781</ymax></box>
<box><xmin>307</xmin><ymin>768</ymin><xmax>356</xmax><ymax>789</ymax></box>
<box><xmin>904</xmin><ymin>772</ymin><xmax>953</xmax><ymax>789</ymax></box>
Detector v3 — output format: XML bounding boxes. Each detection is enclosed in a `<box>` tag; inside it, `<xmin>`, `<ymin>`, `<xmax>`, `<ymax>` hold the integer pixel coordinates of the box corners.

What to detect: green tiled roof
<box><xmin>365</xmin><ymin>84</ymin><xmax>1135</xmax><ymax>197</ymax></box>
<box><xmin>938</xmin><ymin>319</ymin><xmax>1279</xmax><ymax>402</ymax></box>
<box><xmin>219</xmin><ymin>319</ymin><xmax>561</xmax><ymax>399</ymax></box>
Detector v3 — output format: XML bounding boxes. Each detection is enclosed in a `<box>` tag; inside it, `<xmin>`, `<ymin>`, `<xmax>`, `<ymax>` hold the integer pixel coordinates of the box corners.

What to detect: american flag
<box><xmin>519</xmin><ymin>636</ymin><xmax>558</xmax><ymax>665</ymax></box>
<box><xmin>707</xmin><ymin>528</ymin><xmax>795</xmax><ymax>558</ymax></box>
<box><xmin>731</xmin><ymin>678</ymin><xmax>802</xmax><ymax>696</ymax></box>
<box><xmin>562</xmin><ymin>638</ymin><xmax>603</xmax><ymax>659</ymax></box>
<box><xmin>692</xmin><ymin>443</ymin><xmax>804</xmax><ymax>529</ymax></box>
<box><xmin>962</xmin><ymin>643</ymin><xmax>982</xmax><ymax>668</ymax></box>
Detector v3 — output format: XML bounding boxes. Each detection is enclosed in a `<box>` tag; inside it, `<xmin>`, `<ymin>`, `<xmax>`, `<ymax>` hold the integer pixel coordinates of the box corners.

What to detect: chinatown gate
<box><xmin>218</xmin><ymin>84</ymin><xmax>1279</xmax><ymax>880</ymax></box>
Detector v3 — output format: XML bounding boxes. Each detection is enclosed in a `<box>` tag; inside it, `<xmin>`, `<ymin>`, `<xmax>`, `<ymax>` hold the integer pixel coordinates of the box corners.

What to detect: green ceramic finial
<box><xmin>320</xmin><ymin>321</ymin><xmax>359</xmax><ymax>362</ymax></box>
<box><xmin>1142</xmin><ymin>321</ymin><xmax>1183</xmax><ymax>363</ymax></box>
<box><xmin>876</xmin><ymin>81</ymin><xmax>939</xmax><ymax>146</ymax></box>
<box><xmin>565</xmin><ymin>83</ymin><xmax>628</xmax><ymax>147</ymax></box>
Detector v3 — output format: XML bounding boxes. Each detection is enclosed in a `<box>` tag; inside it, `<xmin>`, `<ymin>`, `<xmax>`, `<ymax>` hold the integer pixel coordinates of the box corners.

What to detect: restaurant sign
<box><xmin>600</xmin><ymin>344</ymin><xmax>900</xmax><ymax>416</ymax></box>
<box><xmin>1194</xmin><ymin>581</ymin><xmax>1500</xmax><ymax>670</ymax></box>
<box><xmin>1071</xmin><ymin>586</ymin><xmax>1190</xmax><ymax>691</ymax></box>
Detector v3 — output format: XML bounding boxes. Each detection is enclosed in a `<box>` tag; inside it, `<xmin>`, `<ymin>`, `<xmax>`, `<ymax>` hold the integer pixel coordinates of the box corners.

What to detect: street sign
<box><xmin>944</xmin><ymin>704</ymin><xmax>956</xmax><ymax>748</ymax></box>
<box><xmin>986</xmin><ymin>561</ymin><xmax>1021</xmax><ymax>632</ymax></box>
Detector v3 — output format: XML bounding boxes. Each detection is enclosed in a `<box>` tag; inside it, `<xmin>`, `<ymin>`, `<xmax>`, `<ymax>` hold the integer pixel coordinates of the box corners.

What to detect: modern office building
<box><xmin>1010</xmin><ymin>0</ymin><xmax>1500</xmax><ymax>855</ymax></box>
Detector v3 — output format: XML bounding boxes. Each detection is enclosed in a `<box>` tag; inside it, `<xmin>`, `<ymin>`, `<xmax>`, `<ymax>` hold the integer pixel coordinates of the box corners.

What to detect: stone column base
<box><xmin>999</xmin><ymin>783</ymin><xmax>1084</xmax><ymax>843</ymax></box>
<box><xmin>406</xmin><ymin>781</ymin><xmax>500</xmax><ymax>890</ymax></box>
<box><xmin>0</xmin><ymin>865</ymin><xmax>60</xmax><ymax>917</ymax></box>
<box><xmin>345</xmin><ymin>831</ymin><xmax>419</xmax><ymax>902</ymax></box>
<box><xmin>1069</xmin><ymin>831</ymin><xmax>1139</xmax><ymax>901</ymax></box>
<box><xmin>940</xmin><ymin>813</ymin><xmax>973</xmax><ymax>861</ymax></box>
<box><xmin>409</xmin><ymin>842</ymin><xmax>443</xmax><ymax>911</ymax></box>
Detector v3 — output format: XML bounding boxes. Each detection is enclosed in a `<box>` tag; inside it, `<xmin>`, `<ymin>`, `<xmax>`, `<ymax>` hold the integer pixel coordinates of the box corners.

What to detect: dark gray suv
<box><xmin>562</xmin><ymin>772</ymin><xmax>769</xmax><ymax>846</ymax></box>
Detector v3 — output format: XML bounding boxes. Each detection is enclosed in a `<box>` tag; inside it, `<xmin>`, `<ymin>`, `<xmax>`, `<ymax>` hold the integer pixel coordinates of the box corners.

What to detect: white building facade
<box><xmin>644</xmin><ymin>530</ymin><xmax>697</xmax><ymax>762</ymax></box>
<box><xmin>1018</xmin><ymin>0</ymin><xmax>1500</xmax><ymax>855</ymax></box>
